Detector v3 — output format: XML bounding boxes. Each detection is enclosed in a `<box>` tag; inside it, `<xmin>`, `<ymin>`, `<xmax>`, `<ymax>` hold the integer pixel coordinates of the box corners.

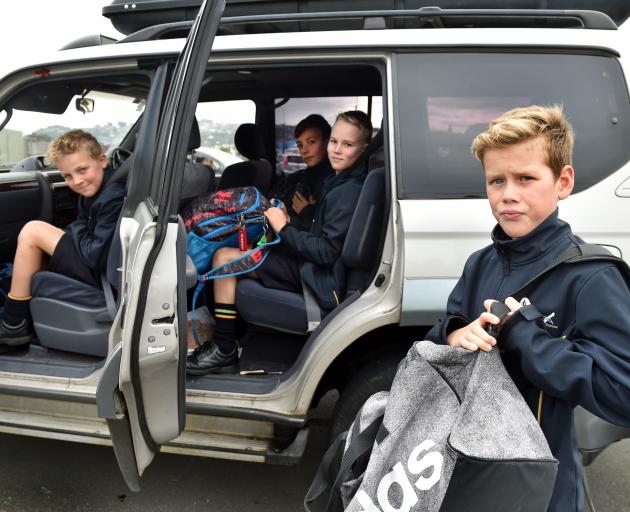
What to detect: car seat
<box><xmin>217</xmin><ymin>123</ymin><xmax>273</xmax><ymax>194</ymax></box>
<box><xmin>29</xmin><ymin>118</ymin><xmax>207</xmax><ymax>357</ymax></box>
<box><xmin>235</xmin><ymin>167</ymin><xmax>386</xmax><ymax>334</ymax></box>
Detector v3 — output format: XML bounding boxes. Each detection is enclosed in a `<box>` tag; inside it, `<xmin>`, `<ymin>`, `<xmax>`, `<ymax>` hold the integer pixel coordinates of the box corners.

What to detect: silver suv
<box><xmin>0</xmin><ymin>0</ymin><xmax>629</xmax><ymax>491</ymax></box>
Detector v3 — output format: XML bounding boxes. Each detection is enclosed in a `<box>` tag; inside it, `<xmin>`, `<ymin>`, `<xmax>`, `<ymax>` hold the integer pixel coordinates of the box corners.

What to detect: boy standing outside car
<box><xmin>425</xmin><ymin>105</ymin><xmax>630</xmax><ymax>511</ymax></box>
<box><xmin>0</xmin><ymin>130</ymin><xmax>125</xmax><ymax>351</ymax></box>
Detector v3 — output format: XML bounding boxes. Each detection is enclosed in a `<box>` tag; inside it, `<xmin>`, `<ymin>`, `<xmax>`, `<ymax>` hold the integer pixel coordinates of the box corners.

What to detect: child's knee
<box><xmin>17</xmin><ymin>220</ymin><xmax>44</xmax><ymax>243</ymax></box>
<box><xmin>213</xmin><ymin>247</ymin><xmax>238</xmax><ymax>267</ymax></box>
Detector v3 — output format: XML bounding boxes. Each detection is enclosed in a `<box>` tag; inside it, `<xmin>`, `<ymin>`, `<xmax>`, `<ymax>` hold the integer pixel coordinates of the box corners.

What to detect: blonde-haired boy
<box><xmin>426</xmin><ymin>105</ymin><xmax>630</xmax><ymax>511</ymax></box>
<box><xmin>0</xmin><ymin>130</ymin><xmax>125</xmax><ymax>350</ymax></box>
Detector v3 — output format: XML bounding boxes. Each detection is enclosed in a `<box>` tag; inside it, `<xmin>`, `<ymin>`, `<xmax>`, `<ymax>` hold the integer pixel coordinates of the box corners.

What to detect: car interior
<box><xmin>0</xmin><ymin>61</ymin><xmax>388</xmax><ymax>392</ymax></box>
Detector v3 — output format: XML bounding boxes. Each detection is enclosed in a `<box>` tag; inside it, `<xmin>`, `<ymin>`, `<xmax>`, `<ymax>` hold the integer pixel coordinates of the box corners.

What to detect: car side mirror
<box><xmin>75</xmin><ymin>97</ymin><xmax>95</xmax><ymax>114</ymax></box>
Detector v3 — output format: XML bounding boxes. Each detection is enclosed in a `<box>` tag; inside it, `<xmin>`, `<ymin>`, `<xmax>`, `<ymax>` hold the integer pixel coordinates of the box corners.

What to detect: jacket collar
<box><xmin>81</xmin><ymin>165</ymin><xmax>115</xmax><ymax>209</ymax></box>
<box><xmin>491</xmin><ymin>209</ymin><xmax>572</xmax><ymax>266</ymax></box>
<box><xmin>323</xmin><ymin>157</ymin><xmax>367</xmax><ymax>195</ymax></box>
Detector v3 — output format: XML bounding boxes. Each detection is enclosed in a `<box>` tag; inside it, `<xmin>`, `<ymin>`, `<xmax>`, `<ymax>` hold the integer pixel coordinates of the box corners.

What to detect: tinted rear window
<box><xmin>395</xmin><ymin>52</ymin><xmax>630</xmax><ymax>199</ymax></box>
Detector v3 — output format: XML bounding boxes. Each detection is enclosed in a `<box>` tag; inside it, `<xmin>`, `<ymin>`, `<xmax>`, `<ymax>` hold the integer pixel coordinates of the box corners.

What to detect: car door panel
<box><xmin>0</xmin><ymin>171</ymin><xmax>52</xmax><ymax>262</ymax></box>
<box><xmin>97</xmin><ymin>0</ymin><xmax>226</xmax><ymax>490</ymax></box>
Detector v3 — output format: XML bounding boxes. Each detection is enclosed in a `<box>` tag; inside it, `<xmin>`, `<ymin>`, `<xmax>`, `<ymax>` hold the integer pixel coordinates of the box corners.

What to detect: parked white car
<box><xmin>0</xmin><ymin>0</ymin><xmax>628</xmax><ymax>492</ymax></box>
<box><xmin>193</xmin><ymin>146</ymin><xmax>243</xmax><ymax>177</ymax></box>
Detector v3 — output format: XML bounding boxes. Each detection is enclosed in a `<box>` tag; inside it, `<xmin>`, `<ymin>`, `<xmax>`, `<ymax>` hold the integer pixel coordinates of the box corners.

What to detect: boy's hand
<box><xmin>503</xmin><ymin>296</ymin><xmax>524</xmax><ymax>312</ymax></box>
<box><xmin>292</xmin><ymin>191</ymin><xmax>316</xmax><ymax>215</ymax></box>
<box><xmin>264</xmin><ymin>207</ymin><xmax>289</xmax><ymax>233</ymax></box>
<box><xmin>446</xmin><ymin>303</ymin><xmax>501</xmax><ymax>352</ymax></box>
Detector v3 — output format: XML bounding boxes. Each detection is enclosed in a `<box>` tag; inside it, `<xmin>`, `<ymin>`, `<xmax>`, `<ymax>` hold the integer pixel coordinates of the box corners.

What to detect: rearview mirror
<box><xmin>75</xmin><ymin>97</ymin><xmax>94</xmax><ymax>114</ymax></box>
<box><xmin>0</xmin><ymin>107</ymin><xmax>12</xmax><ymax>130</ymax></box>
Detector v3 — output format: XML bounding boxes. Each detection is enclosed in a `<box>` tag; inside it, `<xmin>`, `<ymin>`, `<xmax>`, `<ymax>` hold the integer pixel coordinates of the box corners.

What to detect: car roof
<box><xmin>1</xmin><ymin>23</ymin><xmax>627</xmax><ymax>84</ymax></box>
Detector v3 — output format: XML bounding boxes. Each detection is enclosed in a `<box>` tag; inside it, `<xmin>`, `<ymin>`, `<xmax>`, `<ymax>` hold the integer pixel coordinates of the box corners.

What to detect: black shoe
<box><xmin>186</xmin><ymin>342</ymin><xmax>239</xmax><ymax>375</ymax></box>
<box><xmin>0</xmin><ymin>319</ymin><xmax>35</xmax><ymax>347</ymax></box>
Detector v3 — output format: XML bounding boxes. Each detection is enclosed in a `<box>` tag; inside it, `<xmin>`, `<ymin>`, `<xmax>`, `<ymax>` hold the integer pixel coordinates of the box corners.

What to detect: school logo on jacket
<box><xmin>543</xmin><ymin>312</ymin><xmax>558</xmax><ymax>330</ymax></box>
<box><xmin>354</xmin><ymin>439</ymin><xmax>443</xmax><ymax>512</ymax></box>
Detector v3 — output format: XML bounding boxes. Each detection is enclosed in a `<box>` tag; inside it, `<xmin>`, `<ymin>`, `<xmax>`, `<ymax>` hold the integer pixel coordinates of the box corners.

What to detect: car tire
<box><xmin>328</xmin><ymin>353</ymin><xmax>402</xmax><ymax>443</ymax></box>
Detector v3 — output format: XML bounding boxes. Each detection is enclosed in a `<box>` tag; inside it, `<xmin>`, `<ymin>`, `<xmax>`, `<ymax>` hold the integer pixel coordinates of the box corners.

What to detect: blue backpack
<box><xmin>181</xmin><ymin>186</ymin><xmax>280</xmax><ymax>344</ymax></box>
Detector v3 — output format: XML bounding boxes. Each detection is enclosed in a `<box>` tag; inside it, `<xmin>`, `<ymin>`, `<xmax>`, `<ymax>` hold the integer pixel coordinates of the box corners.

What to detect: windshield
<box><xmin>0</xmin><ymin>90</ymin><xmax>145</xmax><ymax>170</ymax></box>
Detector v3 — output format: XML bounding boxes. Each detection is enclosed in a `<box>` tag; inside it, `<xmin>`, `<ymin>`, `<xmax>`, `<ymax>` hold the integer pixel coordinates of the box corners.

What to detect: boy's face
<box><xmin>483</xmin><ymin>137</ymin><xmax>574</xmax><ymax>239</ymax></box>
<box><xmin>296</xmin><ymin>127</ymin><xmax>328</xmax><ymax>168</ymax></box>
<box><xmin>327</xmin><ymin>120</ymin><xmax>367</xmax><ymax>173</ymax></box>
<box><xmin>58</xmin><ymin>150</ymin><xmax>107</xmax><ymax>198</ymax></box>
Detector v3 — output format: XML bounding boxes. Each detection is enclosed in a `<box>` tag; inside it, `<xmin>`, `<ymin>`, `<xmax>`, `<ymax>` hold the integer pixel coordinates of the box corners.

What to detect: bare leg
<box><xmin>212</xmin><ymin>247</ymin><xmax>252</xmax><ymax>303</ymax></box>
<box><xmin>10</xmin><ymin>221</ymin><xmax>65</xmax><ymax>297</ymax></box>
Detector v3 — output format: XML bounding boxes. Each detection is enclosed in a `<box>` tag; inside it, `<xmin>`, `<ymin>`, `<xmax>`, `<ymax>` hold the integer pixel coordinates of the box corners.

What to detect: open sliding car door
<box><xmin>96</xmin><ymin>0</ymin><xmax>226</xmax><ymax>491</ymax></box>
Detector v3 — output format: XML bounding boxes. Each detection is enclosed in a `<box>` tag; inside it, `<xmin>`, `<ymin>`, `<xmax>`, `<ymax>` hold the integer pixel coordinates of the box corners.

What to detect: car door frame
<box><xmin>96</xmin><ymin>0</ymin><xmax>226</xmax><ymax>491</ymax></box>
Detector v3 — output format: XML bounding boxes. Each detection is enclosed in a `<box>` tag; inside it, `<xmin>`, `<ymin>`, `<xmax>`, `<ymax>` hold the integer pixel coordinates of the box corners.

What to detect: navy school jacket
<box><xmin>279</xmin><ymin>159</ymin><xmax>366</xmax><ymax>312</ymax></box>
<box><xmin>426</xmin><ymin>210</ymin><xmax>630</xmax><ymax>512</ymax></box>
<box><xmin>65</xmin><ymin>166</ymin><xmax>126</xmax><ymax>274</ymax></box>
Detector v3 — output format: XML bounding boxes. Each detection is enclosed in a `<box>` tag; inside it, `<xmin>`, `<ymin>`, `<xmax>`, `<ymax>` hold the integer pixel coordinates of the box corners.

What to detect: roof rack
<box><xmin>118</xmin><ymin>7</ymin><xmax>617</xmax><ymax>43</ymax></box>
<box><xmin>60</xmin><ymin>34</ymin><xmax>118</xmax><ymax>51</ymax></box>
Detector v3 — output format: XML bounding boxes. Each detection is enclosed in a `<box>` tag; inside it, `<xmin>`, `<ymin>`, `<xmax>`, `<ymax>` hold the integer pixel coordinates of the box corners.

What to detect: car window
<box><xmin>194</xmin><ymin>99</ymin><xmax>255</xmax><ymax>157</ymax></box>
<box><xmin>0</xmin><ymin>90</ymin><xmax>145</xmax><ymax>169</ymax></box>
<box><xmin>275</xmin><ymin>96</ymin><xmax>383</xmax><ymax>156</ymax></box>
<box><xmin>395</xmin><ymin>52</ymin><xmax>630</xmax><ymax>199</ymax></box>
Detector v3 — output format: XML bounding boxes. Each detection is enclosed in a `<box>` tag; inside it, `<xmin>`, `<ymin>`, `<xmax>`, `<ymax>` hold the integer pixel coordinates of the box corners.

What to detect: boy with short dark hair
<box><xmin>426</xmin><ymin>105</ymin><xmax>630</xmax><ymax>511</ymax></box>
<box><xmin>0</xmin><ymin>129</ymin><xmax>125</xmax><ymax>350</ymax></box>
<box><xmin>272</xmin><ymin>113</ymin><xmax>333</xmax><ymax>230</ymax></box>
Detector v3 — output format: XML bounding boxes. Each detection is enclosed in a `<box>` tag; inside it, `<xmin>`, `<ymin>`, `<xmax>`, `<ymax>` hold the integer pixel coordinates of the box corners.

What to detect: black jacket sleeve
<box><xmin>280</xmin><ymin>194</ymin><xmax>355</xmax><ymax>267</ymax></box>
<box><xmin>288</xmin><ymin>203</ymin><xmax>316</xmax><ymax>232</ymax></box>
<box><xmin>499</xmin><ymin>264</ymin><xmax>630</xmax><ymax>426</ymax></box>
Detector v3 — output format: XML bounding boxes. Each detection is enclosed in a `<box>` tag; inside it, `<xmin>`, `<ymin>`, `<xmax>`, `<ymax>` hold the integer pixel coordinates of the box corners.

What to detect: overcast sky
<box><xmin>0</xmin><ymin>1</ymin><xmax>123</xmax><ymax>70</ymax></box>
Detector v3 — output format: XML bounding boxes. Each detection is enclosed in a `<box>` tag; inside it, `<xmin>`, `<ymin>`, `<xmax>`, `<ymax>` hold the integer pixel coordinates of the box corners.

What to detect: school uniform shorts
<box><xmin>48</xmin><ymin>233</ymin><xmax>100</xmax><ymax>288</ymax></box>
<box><xmin>255</xmin><ymin>250</ymin><xmax>302</xmax><ymax>294</ymax></box>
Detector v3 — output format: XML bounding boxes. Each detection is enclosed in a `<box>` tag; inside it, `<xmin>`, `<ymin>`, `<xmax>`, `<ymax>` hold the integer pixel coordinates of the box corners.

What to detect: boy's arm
<box><xmin>288</xmin><ymin>204</ymin><xmax>316</xmax><ymax>231</ymax></box>
<box><xmin>67</xmin><ymin>188</ymin><xmax>125</xmax><ymax>271</ymax></box>
<box><xmin>279</xmin><ymin>194</ymin><xmax>354</xmax><ymax>266</ymax></box>
<box><xmin>499</xmin><ymin>264</ymin><xmax>630</xmax><ymax>426</ymax></box>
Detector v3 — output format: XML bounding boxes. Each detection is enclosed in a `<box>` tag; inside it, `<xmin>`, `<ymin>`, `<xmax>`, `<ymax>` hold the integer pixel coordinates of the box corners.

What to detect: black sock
<box><xmin>213</xmin><ymin>303</ymin><xmax>237</xmax><ymax>354</ymax></box>
<box><xmin>3</xmin><ymin>294</ymin><xmax>31</xmax><ymax>326</ymax></box>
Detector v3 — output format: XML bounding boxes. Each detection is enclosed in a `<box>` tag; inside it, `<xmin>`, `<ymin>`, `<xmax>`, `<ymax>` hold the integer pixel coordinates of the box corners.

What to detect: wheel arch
<box><xmin>309</xmin><ymin>323</ymin><xmax>431</xmax><ymax>411</ymax></box>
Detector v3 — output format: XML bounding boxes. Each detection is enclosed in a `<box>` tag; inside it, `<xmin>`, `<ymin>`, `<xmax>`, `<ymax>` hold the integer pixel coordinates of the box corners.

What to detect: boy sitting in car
<box><xmin>186</xmin><ymin>110</ymin><xmax>372</xmax><ymax>375</ymax></box>
<box><xmin>0</xmin><ymin>130</ymin><xmax>125</xmax><ymax>352</ymax></box>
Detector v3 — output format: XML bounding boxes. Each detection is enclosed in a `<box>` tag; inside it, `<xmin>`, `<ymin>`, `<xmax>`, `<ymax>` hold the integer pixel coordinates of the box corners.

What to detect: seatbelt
<box><xmin>101</xmin><ymin>273</ymin><xmax>117</xmax><ymax>320</ymax></box>
<box><xmin>301</xmin><ymin>279</ymin><xmax>321</xmax><ymax>332</ymax></box>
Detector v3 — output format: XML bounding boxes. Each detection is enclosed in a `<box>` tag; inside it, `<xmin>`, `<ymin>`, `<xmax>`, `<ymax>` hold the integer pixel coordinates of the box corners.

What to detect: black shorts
<box><xmin>48</xmin><ymin>233</ymin><xmax>100</xmax><ymax>288</ymax></box>
<box><xmin>255</xmin><ymin>250</ymin><xmax>302</xmax><ymax>293</ymax></box>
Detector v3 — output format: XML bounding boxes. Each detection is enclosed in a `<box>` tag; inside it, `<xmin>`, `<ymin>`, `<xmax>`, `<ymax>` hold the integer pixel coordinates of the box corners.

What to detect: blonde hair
<box><xmin>46</xmin><ymin>129</ymin><xmax>103</xmax><ymax>165</ymax></box>
<box><xmin>471</xmin><ymin>105</ymin><xmax>574</xmax><ymax>179</ymax></box>
<box><xmin>335</xmin><ymin>110</ymin><xmax>373</xmax><ymax>145</ymax></box>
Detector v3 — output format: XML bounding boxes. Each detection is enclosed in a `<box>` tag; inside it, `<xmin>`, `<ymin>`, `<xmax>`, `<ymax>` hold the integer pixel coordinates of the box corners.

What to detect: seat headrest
<box><xmin>188</xmin><ymin>116</ymin><xmax>201</xmax><ymax>152</ymax></box>
<box><xmin>234</xmin><ymin>123</ymin><xmax>265</xmax><ymax>160</ymax></box>
<box><xmin>364</xmin><ymin>120</ymin><xmax>383</xmax><ymax>159</ymax></box>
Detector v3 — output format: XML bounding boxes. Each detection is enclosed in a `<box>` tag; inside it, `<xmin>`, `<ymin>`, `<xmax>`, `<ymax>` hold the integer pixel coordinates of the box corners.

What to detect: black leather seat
<box><xmin>236</xmin><ymin>167</ymin><xmax>386</xmax><ymax>334</ymax></box>
<box><xmin>218</xmin><ymin>123</ymin><xmax>273</xmax><ymax>194</ymax></box>
<box><xmin>29</xmin><ymin>118</ymin><xmax>207</xmax><ymax>357</ymax></box>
